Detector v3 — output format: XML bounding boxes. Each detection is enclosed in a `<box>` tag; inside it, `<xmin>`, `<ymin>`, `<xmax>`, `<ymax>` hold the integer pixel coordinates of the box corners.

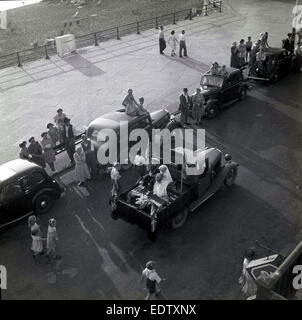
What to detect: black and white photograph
<box><xmin>0</xmin><ymin>0</ymin><xmax>302</xmax><ymax>307</ymax></box>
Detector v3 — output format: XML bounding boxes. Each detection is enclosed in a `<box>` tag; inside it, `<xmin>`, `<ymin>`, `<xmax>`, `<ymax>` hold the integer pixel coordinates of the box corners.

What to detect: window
<box><xmin>0</xmin><ymin>182</ymin><xmax>23</xmax><ymax>202</ymax></box>
<box><xmin>22</xmin><ymin>171</ymin><xmax>45</xmax><ymax>189</ymax></box>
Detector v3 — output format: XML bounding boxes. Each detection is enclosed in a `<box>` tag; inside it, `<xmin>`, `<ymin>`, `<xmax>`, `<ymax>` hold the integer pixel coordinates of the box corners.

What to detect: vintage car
<box><xmin>248</xmin><ymin>47</ymin><xmax>295</xmax><ymax>82</ymax></box>
<box><xmin>200</xmin><ymin>67</ymin><xmax>249</xmax><ymax>118</ymax></box>
<box><xmin>110</xmin><ymin>147</ymin><xmax>239</xmax><ymax>239</ymax></box>
<box><xmin>0</xmin><ymin>159</ymin><xmax>63</xmax><ymax>229</ymax></box>
<box><xmin>86</xmin><ymin>108</ymin><xmax>182</xmax><ymax>168</ymax></box>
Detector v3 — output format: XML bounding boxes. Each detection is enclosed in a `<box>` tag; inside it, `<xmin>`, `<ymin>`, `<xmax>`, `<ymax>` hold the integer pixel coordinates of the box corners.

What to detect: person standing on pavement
<box><xmin>46</xmin><ymin>218</ymin><xmax>60</xmax><ymax>262</ymax></box>
<box><xmin>179</xmin><ymin>88</ymin><xmax>191</xmax><ymax>125</ymax></box>
<box><xmin>134</xmin><ymin>150</ymin><xmax>146</xmax><ymax>177</ymax></box>
<box><xmin>73</xmin><ymin>147</ymin><xmax>90</xmax><ymax>187</ymax></box>
<box><xmin>63</xmin><ymin>117</ymin><xmax>75</xmax><ymax>164</ymax></box>
<box><xmin>245</xmin><ymin>36</ymin><xmax>253</xmax><ymax>62</ymax></box>
<box><xmin>28</xmin><ymin>137</ymin><xmax>46</xmax><ymax>168</ymax></box>
<box><xmin>109</xmin><ymin>162</ymin><xmax>122</xmax><ymax>192</ymax></box>
<box><xmin>81</xmin><ymin>134</ymin><xmax>97</xmax><ymax>180</ymax></box>
<box><xmin>168</xmin><ymin>30</ymin><xmax>178</xmax><ymax>56</ymax></box>
<box><xmin>47</xmin><ymin>123</ymin><xmax>59</xmax><ymax>147</ymax></box>
<box><xmin>54</xmin><ymin>108</ymin><xmax>66</xmax><ymax>144</ymax></box>
<box><xmin>158</xmin><ymin>26</ymin><xmax>166</xmax><ymax>55</ymax></box>
<box><xmin>238</xmin><ymin>39</ymin><xmax>246</xmax><ymax>66</ymax></box>
<box><xmin>41</xmin><ymin>132</ymin><xmax>56</xmax><ymax>174</ymax></box>
<box><xmin>28</xmin><ymin>215</ymin><xmax>44</xmax><ymax>260</ymax></box>
<box><xmin>19</xmin><ymin>141</ymin><xmax>32</xmax><ymax>161</ymax></box>
<box><xmin>230</xmin><ymin>42</ymin><xmax>240</xmax><ymax>68</ymax></box>
<box><xmin>179</xmin><ymin>30</ymin><xmax>188</xmax><ymax>57</ymax></box>
<box><xmin>140</xmin><ymin>261</ymin><xmax>166</xmax><ymax>300</ymax></box>
<box><xmin>238</xmin><ymin>248</ymin><xmax>257</xmax><ymax>298</ymax></box>
<box><xmin>192</xmin><ymin>88</ymin><xmax>205</xmax><ymax>126</ymax></box>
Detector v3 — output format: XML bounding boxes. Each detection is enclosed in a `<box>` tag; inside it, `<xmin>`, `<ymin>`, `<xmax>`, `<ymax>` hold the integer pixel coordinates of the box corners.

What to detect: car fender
<box><xmin>31</xmin><ymin>188</ymin><xmax>60</xmax><ymax>205</ymax></box>
<box><xmin>165</xmin><ymin>119</ymin><xmax>183</xmax><ymax>130</ymax></box>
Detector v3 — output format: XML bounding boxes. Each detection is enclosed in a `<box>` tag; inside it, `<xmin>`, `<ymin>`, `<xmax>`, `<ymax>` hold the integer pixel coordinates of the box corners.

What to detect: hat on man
<box><xmin>19</xmin><ymin>141</ymin><xmax>27</xmax><ymax>148</ymax></box>
<box><xmin>57</xmin><ymin>108</ymin><xmax>63</xmax><ymax>113</ymax></box>
<box><xmin>41</xmin><ymin>132</ymin><xmax>48</xmax><ymax>138</ymax></box>
<box><xmin>146</xmin><ymin>261</ymin><xmax>155</xmax><ymax>269</ymax></box>
<box><xmin>29</xmin><ymin>137</ymin><xmax>35</xmax><ymax>143</ymax></box>
<box><xmin>64</xmin><ymin>117</ymin><xmax>70</xmax><ymax>123</ymax></box>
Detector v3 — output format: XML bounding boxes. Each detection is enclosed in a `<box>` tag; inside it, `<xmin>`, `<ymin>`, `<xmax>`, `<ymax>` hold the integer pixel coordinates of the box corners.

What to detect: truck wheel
<box><xmin>170</xmin><ymin>208</ymin><xmax>188</xmax><ymax>229</ymax></box>
<box><xmin>239</xmin><ymin>87</ymin><xmax>247</xmax><ymax>100</ymax></box>
<box><xmin>111</xmin><ymin>211</ymin><xmax>118</xmax><ymax>220</ymax></box>
<box><xmin>34</xmin><ymin>193</ymin><xmax>54</xmax><ymax>214</ymax></box>
<box><xmin>224</xmin><ymin>167</ymin><xmax>238</xmax><ymax>187</ymax></box>
<box><xmin>206</xmin><ymin>102</ymin><xmax>219</xmax><ymax>119</ymax></box>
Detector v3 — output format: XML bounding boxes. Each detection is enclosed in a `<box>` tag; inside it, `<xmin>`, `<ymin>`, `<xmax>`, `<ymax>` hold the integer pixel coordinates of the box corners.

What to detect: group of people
<box><xmin>230</xmin><ymin>35</ymin><xmax>254</xmax><ymax>68</ymax></box>
<box><xmin>18</xmin><ymin>107</ymin><xmax>98</xmax><ymax>186</ymax></box>
<box><xmin>179</xmin><ymin>87</ymin><xmax>205</xmax><ymax>126</ymax></box>
<box><xmin>159</xmin><ymin>26</ymin><xmax>188</xmax><ymax>58</ymax></box>
<box><xmin>28</xmin><ymin>215</ymin><xmax>59</xmax><ymax>263</ymax></box>
<box><xmin>122</xmin><ymin>89</ymin><xmax>149</xmax><ymax>117</ymax></box>
<box><xmin>18</xmin><ymin>108</ymin><xmax>76</xmax><ymax>175</ymax></box>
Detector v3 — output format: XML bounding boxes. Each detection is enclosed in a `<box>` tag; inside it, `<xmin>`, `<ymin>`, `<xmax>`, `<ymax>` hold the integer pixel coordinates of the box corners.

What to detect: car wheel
<box><xmin>206</xmin><ymin>102</ymin><xmax>219</xmax><ymax>119</ymax></box>
<box><xmin>224</xmin><ymin>167</ymin><xmax>238</xmax><ymax>187</ymax></box>
<box><xmin>270</xmin><ymin>72</ymin><xmax>279</xmax><ymax>83</ymax></box>
<box><xmin>111</xmin><ymin>210</ymin><xmax>118</xmax><ymax>220</ymax></box>
<box><xmin>170</xmin><ymin>208</ymin><xmax>188</xmax><ymax>229</ymax></box>
<box><xmin>239</xmin><ymin>87</ymin><xmax>247</xmax><ymax>100</ymax></box>
<box><xmin>34</xmin><ymin>193</ymin><xmax>54</xmax><ymax>214</ymax></box>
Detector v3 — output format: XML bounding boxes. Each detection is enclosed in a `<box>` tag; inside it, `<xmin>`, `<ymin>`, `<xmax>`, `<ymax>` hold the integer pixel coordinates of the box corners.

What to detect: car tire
<box><xmin>239</xmin><ymin>87</ymin><xmax>247</xmax><ymax>100</ymax></box>
<box><xmin>111</xmin><ymin>210</ymin><xmax>118</xmax><ymax>220</ymax></box>
<box><xmin>206</xmin><ymin>102</ymin><xmax>219</xmax><ymax>119</ymax></box>
<box><xmin>224</xmin><ymin>167</ymin><xmax>238</xmax><ymax>187</ymax></box>
<box><xmin>34</xmin><ymin>193</ymin><xmax>54</xmax><ymax>214</ymax></box>
<box><xmin>270</xmin><ymin>72</ymin><xmax>279</xmax><ymax>83</ymax></box>
<box><xmin>170</xmin><ymin>208</ymin><xmax>188</xmax><ymax>229</ymax></box>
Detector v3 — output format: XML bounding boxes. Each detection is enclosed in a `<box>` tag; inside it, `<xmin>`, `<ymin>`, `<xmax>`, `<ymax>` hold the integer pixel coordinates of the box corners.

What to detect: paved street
<box><xmin>0</xmin><ymin>0</ymin><xmax>302</xmax><ymax>299</ymax></box>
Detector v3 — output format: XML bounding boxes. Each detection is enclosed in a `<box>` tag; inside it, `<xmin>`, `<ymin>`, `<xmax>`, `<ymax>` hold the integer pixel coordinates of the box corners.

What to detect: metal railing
<box><xmin>0</xmin><ymin>1</ymin><xmax>222</xmax><ymax>70</ymax></box>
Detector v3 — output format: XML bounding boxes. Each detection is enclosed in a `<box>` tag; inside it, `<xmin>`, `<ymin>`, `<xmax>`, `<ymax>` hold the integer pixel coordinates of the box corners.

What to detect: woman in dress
<box><xmin>73</xmin><ymin>147</ymin><xmax>91</xmax><ymax>186</ymax></box>
<box><xmin>168</xmin><ymin>30</ymin><xmax>178</xmax><ymax>56</ymax></box>
<box><xmin>192</xmin><ymin>88</ymin><xmax>205</xmax><ymax>126</ymax></box>
<box><xmin>46</xmin><ymin>218</ymin><xmax>60</xmax><ymax>261</ymax></box>
<box><xmin>28</xmin><ymin>215</ymin><xmax>44</xmax><ymax>260</ymax></box>
<box><xmin>230</xmin><ymin>42</ymin><xmax>240</xmax><ymax>68</ymax></box>
<box><xmin>238</xmin><ymin>248</ymin><xmax>257</xmax><ymax>297</ymax></box>
<box><xmin>41</xmin><ymin>132</ymin><xmax>56</xmax><ymax>173</ymax></box>
<box><xmin>47</xmin><ymin>123</ymin><xmax>59</xmax><ymax>147</ymax></box>
<box><xmin>238</xmin><ymin>39</ymin><xmax>246</xmax><ymax>66</ymax></box>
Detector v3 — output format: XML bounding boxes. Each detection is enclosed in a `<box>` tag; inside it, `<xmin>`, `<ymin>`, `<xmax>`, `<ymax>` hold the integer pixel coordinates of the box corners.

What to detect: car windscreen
<box><xmin>200</xmin><ymin>75</ymin><xmax>224</xmax><ymax>88</ymax></box>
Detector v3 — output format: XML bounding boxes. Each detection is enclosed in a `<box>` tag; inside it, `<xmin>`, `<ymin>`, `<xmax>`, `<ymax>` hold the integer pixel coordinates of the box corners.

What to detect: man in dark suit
<box><xmin>179</xmin><ymin>88</ymin><xmax>191</xmax><ymax>125</ymax></box>
<box><xmin>63</xmin><ymin>117</ymin><xmax>75</xmax><ymax>164</ymax></box>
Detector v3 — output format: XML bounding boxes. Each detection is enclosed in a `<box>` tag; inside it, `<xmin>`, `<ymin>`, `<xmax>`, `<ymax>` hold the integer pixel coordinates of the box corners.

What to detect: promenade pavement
<box><xmin>0</xmin><ymin>0</ymin><xmax>296</xmax><ymax>167</ymax></box>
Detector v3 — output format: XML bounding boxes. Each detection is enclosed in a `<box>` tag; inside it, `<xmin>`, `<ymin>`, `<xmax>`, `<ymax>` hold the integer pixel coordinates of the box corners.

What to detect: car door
<box><xmin>221</xmin><ymin>77</ymin><xmax>234</xmax><ymax>103</ymax></box>
<box><xmin>0</xmin><ymin>180</ymin><xmax>27</xmax><ymax>225</ymax></box>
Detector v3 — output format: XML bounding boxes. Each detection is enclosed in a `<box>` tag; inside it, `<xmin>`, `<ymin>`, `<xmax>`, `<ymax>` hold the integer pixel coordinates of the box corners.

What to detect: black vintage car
<box><xmin>0</xmin><ymin>159</ymin><xmax>63</xmax><ymax>229</ymax></box>
<box><xmin>110</xmin><ymin>147</ymin><xmax>239</xmax><ymax>238</ymax></box>
<box><xmin>200</xmin><ymin>67</ymin><xmax>249</xmax><ymax>118</ymax></box>
<box><xmin>87</xmin><ymin>108</ymin><xmax>181</xmax><ymax>168</ymax></box>
<box><xmin>248</xmin><ymin>47</ymin><xmax>294</xmax><ymax>82</ymax></box>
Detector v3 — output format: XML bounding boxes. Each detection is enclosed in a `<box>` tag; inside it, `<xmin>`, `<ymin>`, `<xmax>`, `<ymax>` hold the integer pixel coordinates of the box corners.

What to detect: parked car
<box><xmin>0</xmin><ymin>159</ymin><xmax>63</xmax><ymax>229</ymax></box>
<box><xmin>110</xmin><ymin>147</ymin><xmax>239</xmax><ymax>239</ymax></box>
<box><xmin>87</xmin><ymin>108</ymin><xmax>182</xmax><ymax>168</ymax></box>
<box><xmin>200</xmin><ymin>67</ymin><xmax>250</xmax><ymax>118</ymax></box>
<box><xmin>248</xmin><ymin>47</ymin><xmax>295</xmax><ymax>82</ymax></box>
